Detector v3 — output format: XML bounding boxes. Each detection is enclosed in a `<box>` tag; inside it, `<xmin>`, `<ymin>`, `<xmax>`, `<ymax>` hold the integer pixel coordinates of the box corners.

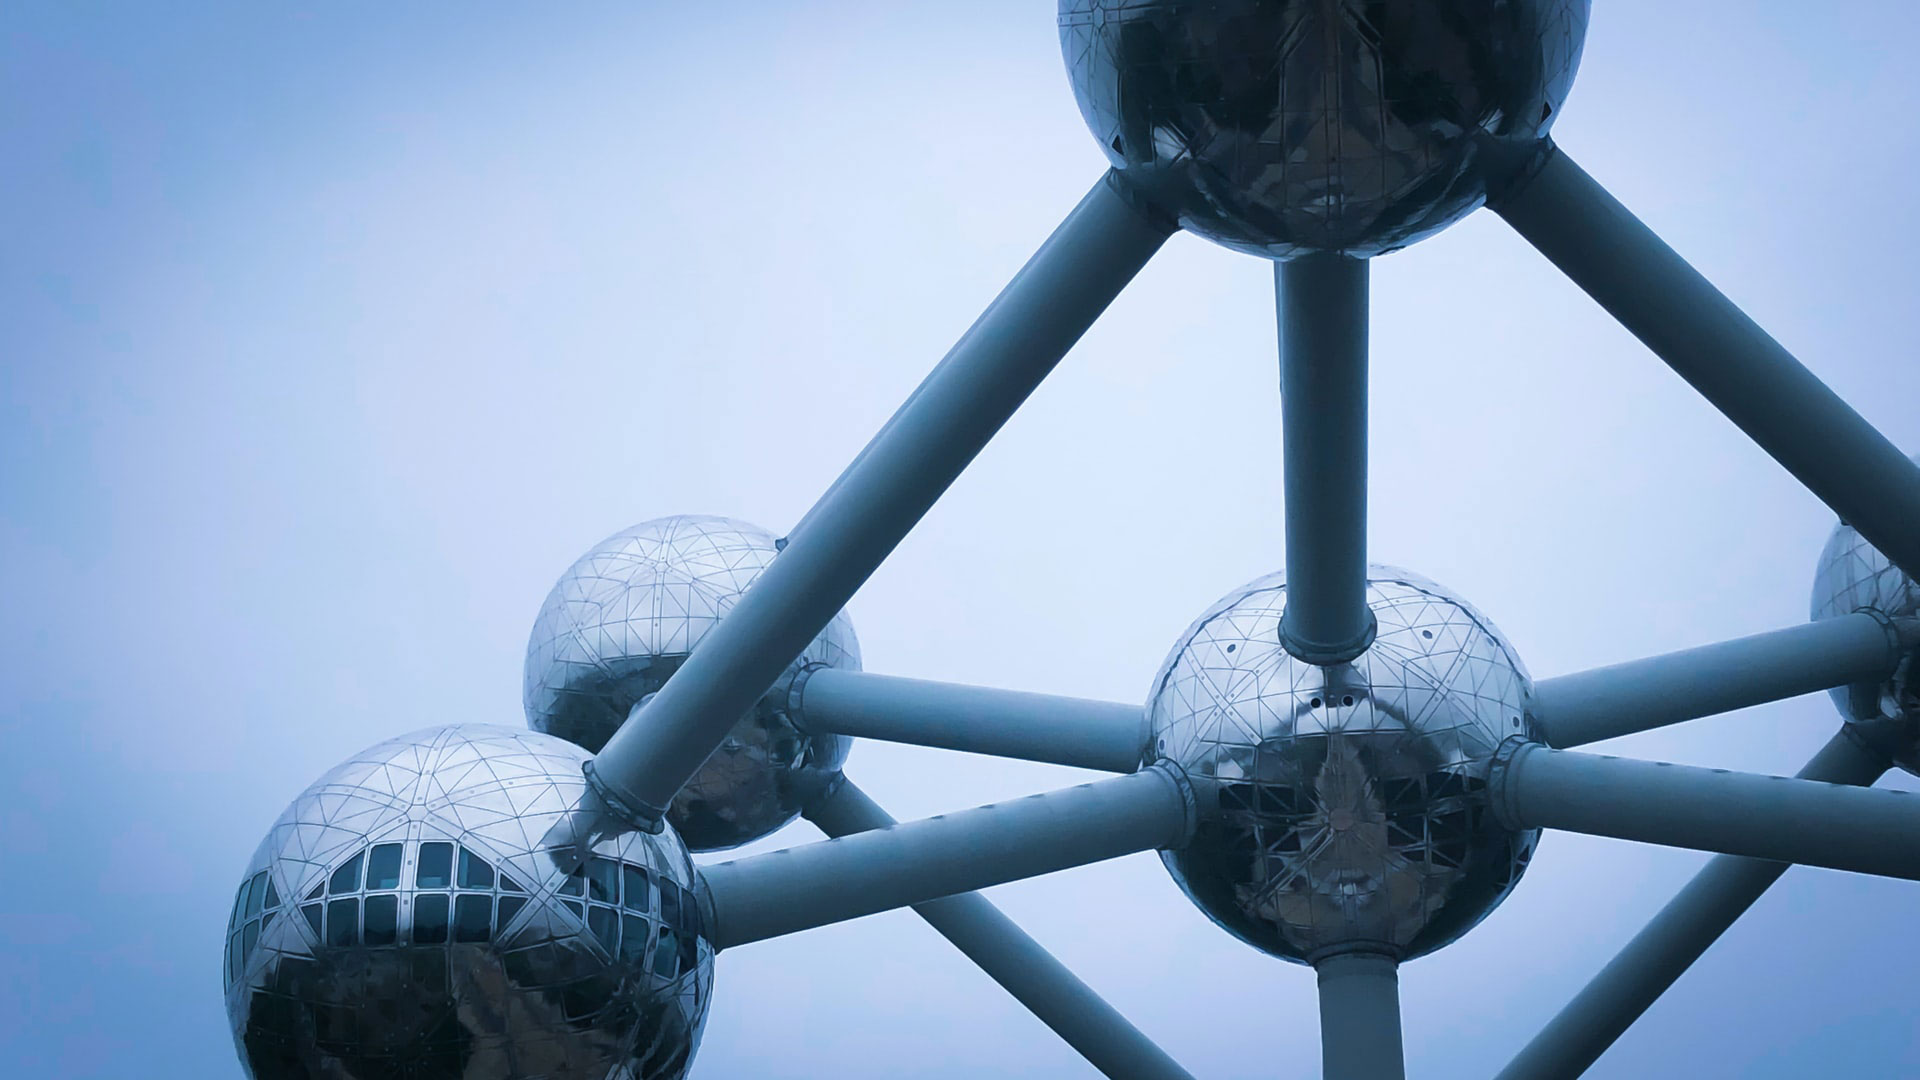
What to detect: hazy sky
<box><xmin>7</xmin><ymin>2</ymin><xmax>1920</xmax><ymax>1077</ymax></box>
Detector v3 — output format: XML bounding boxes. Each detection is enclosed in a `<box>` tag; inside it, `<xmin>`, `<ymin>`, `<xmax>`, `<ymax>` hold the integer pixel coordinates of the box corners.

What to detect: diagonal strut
<box><xmin>1495</xmin><ymin>144</ymin><xmax>1920</xmax><ymax>583</ymax></box>
<box><xmin>1493</xmin><ymin>730</ymin><xmax>1890</xmax><ymax>1079</ymax></box>
<box><xmin>804</xmin><ymin>776</ymin><xmax>1195</xmax><ymax>1080</ymax></box>
<box><xmin>581</xmin><ymin>173</ymin><xmax>1173</xmax><ymax>830</ymax></box>
<box><xmin>698</xmin><ymin>765</ymin><xmax>1192</xmax><ymax>948</ymax></box>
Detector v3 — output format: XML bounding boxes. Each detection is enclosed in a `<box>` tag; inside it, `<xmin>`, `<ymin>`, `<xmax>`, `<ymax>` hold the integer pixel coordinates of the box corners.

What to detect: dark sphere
<box><xmin>1059</xmin><ymin>0</ymin><xmax>1590</xmax><ymax>258</ymax></box>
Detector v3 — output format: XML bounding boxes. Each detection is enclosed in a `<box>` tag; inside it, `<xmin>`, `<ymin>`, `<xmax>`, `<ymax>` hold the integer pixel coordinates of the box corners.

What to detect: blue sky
<box><xmin>6</xmin><ymin>2</ymin><xmax>1920</xmax><ymax>1076</ymax></box>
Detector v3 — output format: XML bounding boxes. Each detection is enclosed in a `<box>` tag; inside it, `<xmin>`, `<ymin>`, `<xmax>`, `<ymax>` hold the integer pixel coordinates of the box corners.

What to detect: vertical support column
<box><xmin>1316</xmin><ymin>952</ymin><xmax>1406</xmax><ymax>1080</ymax></box>
<box><xmin>1277</xmin><ymin>255</ymin><xmax>1374</xmax><ymax>664</ymax></box>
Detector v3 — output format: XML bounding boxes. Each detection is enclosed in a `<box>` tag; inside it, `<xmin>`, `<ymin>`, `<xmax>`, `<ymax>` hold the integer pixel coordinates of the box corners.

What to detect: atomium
<box><xmin>1060</xmin><ymin>0</ymin><xmax>1590</xmax><ymax>258</ymax></box>
<box><xmin>524</xmin><ymin>515</ymin><xmax>861</xmax><ymax>850</ymax></box>
<box><xmin>224</xmin><ymin>726</ymin><xmax>712</xmax><ymax>1080</ymax></box>
<box><xmin>223</xmin><ymin>3</ymin><xmax>1920</xmax><ymax>1078</ymax></box>
<box><xmin>1149</xmin><ymin>567</ymin><xmax>1536</xmax><ymax>963</ymax></box>
<box><xmin>1811</xmin><ymin>502</ymin><xmax>1920</xmax><ymax>773</ymax></box>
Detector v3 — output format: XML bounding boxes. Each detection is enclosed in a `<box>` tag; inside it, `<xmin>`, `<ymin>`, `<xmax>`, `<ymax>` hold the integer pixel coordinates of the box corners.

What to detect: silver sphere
<box><xmin>524</xmin><ymin>515</ymin><xmax>862</xmax><ymax>851</ymax></box>
<box><xmin>1147</xmin><ymin>567</ymin><xmax>1537</xmax><ymax>963</ymax></box>
<box><xmin>1059</xmin><ymin>0</ymin><xmax>1590</xmax><ymax>259</ymax></box>
<box><xmin>223</xmin><ymin>725</ymin><xmax>713</xmax><ymax>1080</ymax></box>
<box><xmin>1811</xmin><ymin>516</ymin><xmax>1920</xmax><ymax>772</ymax></box>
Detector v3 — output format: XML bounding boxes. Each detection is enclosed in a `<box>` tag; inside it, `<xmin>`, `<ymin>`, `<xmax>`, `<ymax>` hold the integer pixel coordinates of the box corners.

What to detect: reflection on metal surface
<box><xmin>1147</xmin><ymin>567</ymin><xmax>1537</xmax><ymax>963</ymax></box>
<box><xmin>1812</xmin><ymin>509</ymin><xmax>1920</xmax><ymax>773</ymax></box>
<box><xmin>225</xmin><ymin>726</ymin><xmax>712</xmax><ymax>1080</ymax></box>
<box><xmin>524</xmin><ymin>515</ymin><xmax>862</xmax><ymax>850</ymax></box>
<box><xmin>1058</xmin><ymin>0</ymin><xmax>1589</xmax><ymax>259</ymax></box>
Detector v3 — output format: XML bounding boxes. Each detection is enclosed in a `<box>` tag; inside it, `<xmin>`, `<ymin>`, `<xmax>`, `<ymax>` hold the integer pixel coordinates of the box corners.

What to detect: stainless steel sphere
<box><xmin>524</xmin><ymin>515</ymin><xmax>862</xmax><ymax>850</ymax></box>
<box><xmin>223</xmin><ymin>725</ymin><xmax>713</xmax><ymax>1080</ymax></box>
<box><xmin>1059</xmin><ymin>0</ymin><xmax>1590</xmax><ymax>259</ymax></box>
<box><xmin>1147</xmin><ymin>567</ymin><xmax>1538</xmax><ymax>963</ymax></box>
<box><xmin>1811</xmin><ymin>516</ymin><xmax>1920</xmax><ymax>773</ymax></box>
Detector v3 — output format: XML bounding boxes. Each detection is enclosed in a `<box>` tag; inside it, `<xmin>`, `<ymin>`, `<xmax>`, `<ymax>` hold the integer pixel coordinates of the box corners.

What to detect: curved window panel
<box><xmin>244</xmin><ymin>871</ymin><xmax>267</xmax><ymax>919</ymax></box>
<box><xmin>325</xmin><ymin>898</ymin><xmax>358</xmax><ymax>947</ymax></box>
<box><xmin>653</xmin><ymin>928</ymin><xmax>678</xmax><ymax>981</ymax></box>
<box><xmin>328</xmin><ymin>852</ymin><xmax>362</xmax><ymax>896</ymax></box>
<box><xmin>300</xmin><ymin>903</ymin><xmax>322</xmax><ymax>939</ymax></box>
<box><xmin>413</xmin><ymin>894</ymin><xmax>449</xmax><ymax>944</ymax></box>
<box><xmin>363</xmin><ymin>894</ymin><xmax>398</xmax><ymax>946</ymax></box>
<box><xmin>453</xmin><ymin>895</ymin><xmax>491</xmax><ymax>943</ymax></box>
<box><xmin>619</xmin><ymin>915</ymin><xmax>649</xmax><ymax>965</ymax></box>
<box><xmin>415</xmin><ymin>842</ymin><xmax>452</xmax><ymax>889</ymax></box>
<box><xmin>587</xmin><ymin>905</ymin><xmax>618</xmax><ymax>955</ymax></box>
<box><xmin>495</xmin><ymin>895</ymin><xmax>527</xmax><ymax>933</ymax></box>
<box><xmin>586</xmin><ymin>857</ymin><xmax>617</xmax><ymax>903</ymax></box>
<box><xmin>621</xmin><ymin>865</ymin><xmax>651</xmax><ymax>913</ymax></box>
<box><xmin>499</xmin><ymin>873</ymin><xmax>525</xmax><ymax>894</ymax></box>
<box><xmin>659</xmin><ymin>882</ymin><xmax>682</xmax><ymax>929</ymax></box>
<box><xmin>366</xmin><ymin>844</ymin><xmax>403</xmax><ymax>891</ymax></box>
<box><xmin>457</xmin><ymin>847</ymin><xmax>493</xmax><ymax>890</ymax></box>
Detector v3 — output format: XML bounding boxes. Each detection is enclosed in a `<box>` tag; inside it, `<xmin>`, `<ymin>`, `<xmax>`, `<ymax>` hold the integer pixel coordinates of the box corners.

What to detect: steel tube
<box><xmin>1276</xmin><ymin>254</ymin><xmax>1374</xmax><ymax>664</ymax></box>
<box><xmin>1316</xmin><ymin>952</ymin><xmax>1405</xmax><ymax>1080</ymax></box>
<box><xmin>588</xmin><ymin>174</ymin><xmax>1172</xmax><ymax>826</ymax></box>
<box><xmin>805</xmin><ymin>778</ymin><xmax>1195</xmax><ymax>1080</ymax></box>
<box><xmin>701</xmin><ymin>765</ymin><xmax>1192</xmax><ymax>948</ymax></box>
<box><xmin>1495</xmin><ymin>742</ymin><xmax>1920</xmax><ymax>879</ymax></box>
<box><xmin>1534</xmin><ymin>612</ymin><xmax>1916</xmax><ymax>748</ymax></box>
<box><xmin>794</xmin><ymin>668</ymin><xmax>1148</xmax><ymax>772</ymax></box>
<box><xmin>1494</xmin><ymin>731</ymin><xmax>1889</xmax><ymax>1080</ymax></box>
<box><xmin>1496</xmin><ymin>146</ymin><xmax>1920</xmax><ymax>582</ymax></box>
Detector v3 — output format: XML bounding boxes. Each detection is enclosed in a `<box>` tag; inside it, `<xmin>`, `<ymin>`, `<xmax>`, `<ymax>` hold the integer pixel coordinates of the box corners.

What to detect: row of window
<box><xmin>226</xmin><ymin>870</ymin><xmax>286</xmax><ymax>988</ymax></box>
<box><xmin>315</xmin><ymin>841</ymin><xmax>526</xmax><ymax>899</ymax></box>
<box><xmin>226</xmin><ymin>845</ymin><xmax>706</xmax><ymax>988</ymax></box>
<box><xmin>291</xmin><ymin>883</ymin><xmax>698</xmax><ymax>980</ymax></box>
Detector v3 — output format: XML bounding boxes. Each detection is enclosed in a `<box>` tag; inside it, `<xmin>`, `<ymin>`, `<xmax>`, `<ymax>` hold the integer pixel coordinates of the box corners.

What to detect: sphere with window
<box><xmin>222</xmin><ymin>725</ymin><xmax>713</xmax><ymax>1079</ymax></box>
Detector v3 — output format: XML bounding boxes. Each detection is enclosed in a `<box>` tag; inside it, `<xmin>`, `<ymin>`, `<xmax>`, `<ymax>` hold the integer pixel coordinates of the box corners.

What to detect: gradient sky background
<box><xmin>7</xmin><ymin>2</ymin><xmax>1920</xmax><ymax>1077</ymax></box>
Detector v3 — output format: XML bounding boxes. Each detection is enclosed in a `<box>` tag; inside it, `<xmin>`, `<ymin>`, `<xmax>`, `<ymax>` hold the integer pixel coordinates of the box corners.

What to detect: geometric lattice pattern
<box><xmin>1058</xmin><ymin>0</ymin><xmax>1589</xmax><ymax>258</ymax></box>
<box><xmin>523</xmin><ymin>515</ymin><xmax>862</xmax><ymax>850</ymax></box>
<box><xmin>225</xmin><ymin>725</ymin><xmax>712</xmax><ymax>1079</ymax></box>
<box><xmin>1149</xmin><ymin>566</ymin><xmax>1537</xmax><ymax>963</ymax></box>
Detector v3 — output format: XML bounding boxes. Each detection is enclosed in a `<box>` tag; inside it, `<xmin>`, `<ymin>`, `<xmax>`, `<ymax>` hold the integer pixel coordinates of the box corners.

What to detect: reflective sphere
<box><xmin>1147</xmin><ymin>567</ymin><xmax>1537</xmax><ymax>963</ymax></box>
<box><xmin>1811</xmin><ymin>516</ymin><xmax>1920</xmax><ymax>773</ymax></box>
<box><xmin>524</xmin><ymin>515</ymin><xmax>862</xmax><ymax>850</ymax></box>
<box><xmin>224</xmin><ymin>725</ymin><xmax>713</xmax><ymax>1080</ymax></box>
<box><xmin>1059</xmin><ymin>0</ymin><xmax>1590</xmax><ymax>258</ymax></box>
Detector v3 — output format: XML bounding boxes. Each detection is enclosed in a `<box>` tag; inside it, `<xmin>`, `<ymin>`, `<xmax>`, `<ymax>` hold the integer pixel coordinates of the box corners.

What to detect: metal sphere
<box><xmin>524</xmin><ymin>515</ymin><xmax>862</xmax><ymax>850</ymax></box>
<box><xmin>1811</xmin><ymin>517</ymin><xmax>1920</xmax><ymax>772</ymax></box>
<box><xmin>1058</xmin><ymin>0</ymin><xmax>1590</xmax><ymax>259</ymax></box>
<box><xmin>1147</xmin><ymin>567</ymin><xmax>1538</xmax><ymax>963</ymax></box>
<box><xmin>223</xmin><ymin>725</ymin><xmax>713</xmax><ymax>1080</ymax></box>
